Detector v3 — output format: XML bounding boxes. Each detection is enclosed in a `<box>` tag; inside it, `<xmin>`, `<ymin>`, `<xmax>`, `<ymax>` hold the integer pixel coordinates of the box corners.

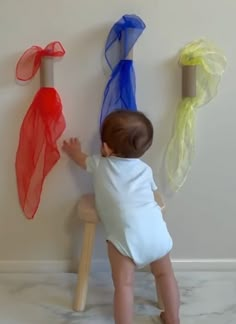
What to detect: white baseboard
<box><xmin>172</xmin><ymin>259</ymin><xmax>236</xmax><ymax>271</ymax></box>
<box><xmin>94</xmin><ymin>259</ymin><xmax>236</xmax><ymax>272</ymax></box>
<box><xmin>0</xmin><ymin>261</ymin><xmax>71</xmax><ymax>273</ymax></box>
<box><xmin>0</xmin><ymin>259</ymin><xmax>236</xmax><ymax>273</ymax></box>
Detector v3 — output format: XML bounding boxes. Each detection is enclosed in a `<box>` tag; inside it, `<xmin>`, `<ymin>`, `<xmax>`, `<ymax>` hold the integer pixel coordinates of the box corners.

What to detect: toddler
<box><xmin>63</xmin><ymin>110</ymin><xmax>180</xmax><ymax>324</ymax></box>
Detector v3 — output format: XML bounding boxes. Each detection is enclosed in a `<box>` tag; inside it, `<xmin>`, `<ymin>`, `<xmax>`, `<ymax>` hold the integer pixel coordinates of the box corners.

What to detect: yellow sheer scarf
<box><xmin>166</xmin><ymin>39</ymin><xmax>226</xmax><ymax>191</ymax></box>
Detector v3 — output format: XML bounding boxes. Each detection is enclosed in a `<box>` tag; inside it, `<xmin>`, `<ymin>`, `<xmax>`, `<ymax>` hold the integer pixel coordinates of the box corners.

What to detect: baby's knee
<box><xmin>152</xmin><ymin>268</ymin><xmax>173</xmax><ymax>281</ymax></box>
<box><xmin>112</xmin><ymin>272</ymin><xmax>134</xmax><ymax>290</ymax></box>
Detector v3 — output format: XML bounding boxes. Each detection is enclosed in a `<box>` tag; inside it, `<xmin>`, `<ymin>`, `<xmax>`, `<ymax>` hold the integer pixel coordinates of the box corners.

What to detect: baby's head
<box><xmin>100</xmin><ymin>110</ymin><xmax>153</xmax><ymax>158</ymax></box>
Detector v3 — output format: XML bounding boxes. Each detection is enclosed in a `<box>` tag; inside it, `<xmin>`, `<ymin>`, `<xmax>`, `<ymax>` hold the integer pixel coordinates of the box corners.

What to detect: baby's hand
<box><xmin>62</xmin><ymin>138</ymin><xmax>82</xmax><ymax>160</ymax></box>
<box><xmin>62</xmin><ymin>138</ymin><xmax>88</xmax><ymax>169</ymax></box>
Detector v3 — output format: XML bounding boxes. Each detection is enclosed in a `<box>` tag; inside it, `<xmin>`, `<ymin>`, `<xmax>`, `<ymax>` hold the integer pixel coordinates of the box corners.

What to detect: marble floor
<box><xmin>0</xmin><ymin>271</ymin><xmax>235</xmax><ymax>323</ymax></box>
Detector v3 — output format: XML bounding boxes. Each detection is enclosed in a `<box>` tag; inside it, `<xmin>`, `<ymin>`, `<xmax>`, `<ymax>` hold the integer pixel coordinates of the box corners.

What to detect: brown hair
<box><xmin>101</xmin><ymin>110</ymin><xmax>153</xmax><ymax>158</ymax></box>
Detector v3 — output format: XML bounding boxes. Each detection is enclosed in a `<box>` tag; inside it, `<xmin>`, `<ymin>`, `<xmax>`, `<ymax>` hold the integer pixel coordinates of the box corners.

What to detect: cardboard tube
<box><xmin>126</xmin><ymin>47</ymin><xmax>133</xmax><ymax>60</ymax></box>
<box><xmin>182</xmin><ymin>65</ymin><xmax>196</xmax><ymax>97</ymax></box>
<box><xmin>40</xmin><ymin>56</ymin><xmax>54</xmax><ymax>87</ymax></box>
<box><xmin>121</xmin><ymin>31</ymin><xmax>134</xmax><ymax>60</ymax></box>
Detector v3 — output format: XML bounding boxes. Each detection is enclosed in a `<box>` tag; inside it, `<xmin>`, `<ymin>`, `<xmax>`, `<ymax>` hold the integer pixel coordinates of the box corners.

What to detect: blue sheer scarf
<box><xmin>100</xmin><ymin>15</ymin><xmax>145</xmax><ymax>126</ymax></box>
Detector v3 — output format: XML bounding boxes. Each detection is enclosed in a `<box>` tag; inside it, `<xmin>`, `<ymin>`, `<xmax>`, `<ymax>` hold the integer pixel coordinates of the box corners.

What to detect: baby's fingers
<box><xmin>69</xmin><ymin>137</ymin><xmax>79</xmax><ymax>145</ymax></box>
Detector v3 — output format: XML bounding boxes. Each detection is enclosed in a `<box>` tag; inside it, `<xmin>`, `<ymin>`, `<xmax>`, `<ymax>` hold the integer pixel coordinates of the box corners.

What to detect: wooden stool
<box><xmin>73</xmin><ymin>193</ymin><xmax>165</xmax><ymax>312</ymax></box>
<box><xmin>73</xmin><ymin>194</ymin><xmax>100</xmax><ymax>312</ymax></box>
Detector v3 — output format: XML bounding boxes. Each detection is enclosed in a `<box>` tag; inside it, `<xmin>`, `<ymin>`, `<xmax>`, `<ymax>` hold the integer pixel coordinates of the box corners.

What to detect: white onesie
<box><xmin>86</xmin><ymin>155</ymin><xmax>173</xmax><ymax>268</ymax></box>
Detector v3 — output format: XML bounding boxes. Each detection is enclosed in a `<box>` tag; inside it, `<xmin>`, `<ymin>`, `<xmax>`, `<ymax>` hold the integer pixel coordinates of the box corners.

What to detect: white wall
<box><xmin>0</xmin><ymin>0</ymin><xmax>235</xmax><ymax>269</ymax></box>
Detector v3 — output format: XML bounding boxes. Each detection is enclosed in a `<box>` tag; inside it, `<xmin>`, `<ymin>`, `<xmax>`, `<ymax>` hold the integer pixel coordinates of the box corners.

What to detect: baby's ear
<box><xmin>102</xmin><ymin>142</ymin><xmax>113</xmax><ymax>157</ymax></box>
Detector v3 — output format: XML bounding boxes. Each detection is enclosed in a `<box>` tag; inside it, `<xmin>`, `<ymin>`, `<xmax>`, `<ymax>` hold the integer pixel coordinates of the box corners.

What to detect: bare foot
<box><xmin>160</xmin><ymin>312</ymin><xmax>180</xmax><ymax>324</ymax></box>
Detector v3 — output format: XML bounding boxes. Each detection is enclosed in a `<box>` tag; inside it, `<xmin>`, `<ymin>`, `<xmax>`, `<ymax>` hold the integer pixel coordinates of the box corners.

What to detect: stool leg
<box><xmin>73</xmin><ymin>222</ymin><xmax>96</xmax><ymax>312</ymax></box>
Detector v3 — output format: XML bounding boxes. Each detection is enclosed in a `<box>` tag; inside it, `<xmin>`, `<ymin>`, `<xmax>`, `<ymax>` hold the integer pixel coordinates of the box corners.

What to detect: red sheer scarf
<box><xmin>15</xmin><ymin>42</ymin><xmax>66</xmax><ymax>219</ymax></box>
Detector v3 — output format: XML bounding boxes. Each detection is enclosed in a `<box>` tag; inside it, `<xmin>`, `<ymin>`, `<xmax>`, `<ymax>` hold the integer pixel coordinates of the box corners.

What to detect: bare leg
<box><xmin>107</xmin><ymin>241</ymin><xmax>135</xmax><ymax>324</ymax></box>
<box><xmin>150</xmin><ymin>254</ymin><xmax>180</xmax><ymax>324</ymax></box>
<box><xmin>156</xmin><ymin>284</ymin><xmax>165</xmax><ymax>310</ymax></box>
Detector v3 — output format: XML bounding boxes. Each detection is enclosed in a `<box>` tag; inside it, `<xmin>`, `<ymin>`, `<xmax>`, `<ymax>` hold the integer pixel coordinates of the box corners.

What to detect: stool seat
<box><xmin>77</xmin><ymin>194</ymin><xmax>100</xmax><ymax>223</ymax></box>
